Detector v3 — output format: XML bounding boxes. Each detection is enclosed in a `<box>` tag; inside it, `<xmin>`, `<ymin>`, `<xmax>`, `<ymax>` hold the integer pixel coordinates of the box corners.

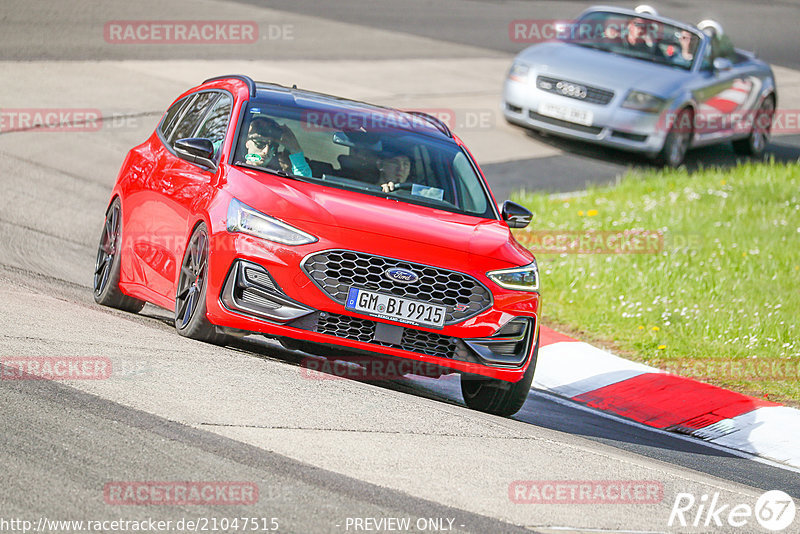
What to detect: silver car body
<box><xmin>502</xmin><ymin>6</ymin><xmax>777</xmax><ymax>158</ymax></box>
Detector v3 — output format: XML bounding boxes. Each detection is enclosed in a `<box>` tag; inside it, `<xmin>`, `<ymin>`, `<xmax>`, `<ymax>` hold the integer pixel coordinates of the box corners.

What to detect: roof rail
<box><xmin>202</xmin><ymin>74</ymin><xmax>256</xmax><ymax>97</ymax></box>
<box><xmin>405</xmin><ymin>111</ymin><xmax>453</xmax><ymax>137</ymax></box>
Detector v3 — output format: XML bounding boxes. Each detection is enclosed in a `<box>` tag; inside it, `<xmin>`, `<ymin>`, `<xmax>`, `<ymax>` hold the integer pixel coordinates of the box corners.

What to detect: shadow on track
<box><xmin>522</xmin><ymin>128</ymin><xmax>800</xmax><ymax>174</ymax></box>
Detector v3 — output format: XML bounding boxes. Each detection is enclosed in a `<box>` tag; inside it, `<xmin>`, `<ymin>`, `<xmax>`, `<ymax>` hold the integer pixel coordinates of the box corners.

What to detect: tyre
<box><xmin>656</xmin><ymin>107</ymin><xmax>692</xmax><ymax>167</ymax></box>
<box><xmin>175</xmin><ymin>223</ymin><xmax>229</xmax><ymax>345</ymax></box>
<box><xmin>460</xmin><ymin>332</ymin><xmax>539</xmax><ymax>417</ymax></box>
<box><xmin>93</xmin><ymin>198</ymin><xmax>146</xmax><ymax>313</ymax></box>
<box><xmin>732</xmin><ymin>96</ymin><xmax>774</xmax><ymax>157</ymax></box>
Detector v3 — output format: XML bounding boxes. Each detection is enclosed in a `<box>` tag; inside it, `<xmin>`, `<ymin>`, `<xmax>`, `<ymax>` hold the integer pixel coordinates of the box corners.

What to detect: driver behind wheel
<box><xmin>378</xmin><ymin>150</ymin><xmax>412</xmax><ymax>193</ymax></box>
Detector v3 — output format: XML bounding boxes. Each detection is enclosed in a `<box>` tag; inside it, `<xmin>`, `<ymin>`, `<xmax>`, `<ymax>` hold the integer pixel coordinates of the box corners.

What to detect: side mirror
<box><xmin>501</xmin><ymin>200</ymin><xmax>532</xmax><ymax>229</ymax></box>
<box><xmin>713</xmin><ymin>57</ymin><xmax>733</xmax><ymax>72</ymax></box>
<box><xmin>174</xmin><ymin>138</ymin><xmax>217</xmax><ymax>170</ymax></box>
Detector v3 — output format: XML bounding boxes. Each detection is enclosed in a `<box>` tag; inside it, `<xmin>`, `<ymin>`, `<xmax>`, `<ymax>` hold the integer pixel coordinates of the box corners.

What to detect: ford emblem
<box><xmin>385</xmin><ymin>268</ymin><xmax>419</xmax><ymax>284</ymax></box>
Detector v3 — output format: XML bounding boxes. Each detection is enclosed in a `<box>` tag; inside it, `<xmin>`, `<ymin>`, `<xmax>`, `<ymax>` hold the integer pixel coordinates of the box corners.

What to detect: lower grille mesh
<box><xmin>317</xmin><ymin>313</ymin><xmax>374</xmax><ymax>343</ymax></box>
<box><xmin>309</xmin><ymin>312</ymin><xmax>458</xmax><ymax>360</ymax></box>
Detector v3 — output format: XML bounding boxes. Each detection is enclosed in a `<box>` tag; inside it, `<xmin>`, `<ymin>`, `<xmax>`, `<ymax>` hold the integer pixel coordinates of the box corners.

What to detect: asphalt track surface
<box><xmin>1</xmin><ymin>1</ymin><xmax>800</xmax><ymax>533</ymax></box>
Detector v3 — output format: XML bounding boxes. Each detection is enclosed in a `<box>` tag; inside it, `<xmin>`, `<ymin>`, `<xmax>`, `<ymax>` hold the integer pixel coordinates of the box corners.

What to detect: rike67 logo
<box><xmin>669</xmin><ymin>490</ymin><xmax>796</xmax><ymax>531</ymax></box>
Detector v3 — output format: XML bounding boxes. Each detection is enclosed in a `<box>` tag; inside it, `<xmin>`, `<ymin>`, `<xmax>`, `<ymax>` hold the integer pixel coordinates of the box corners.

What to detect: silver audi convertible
<box><xmin>503</xmin><ymin>5</ymin><xmax>777</xmax><ymax>166</ymax></box>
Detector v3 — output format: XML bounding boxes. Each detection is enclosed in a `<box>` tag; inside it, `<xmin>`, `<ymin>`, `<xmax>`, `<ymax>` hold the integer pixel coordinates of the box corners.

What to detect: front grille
<box><xmin>302</xmin><ymin>250</ymin><xmax>492</xmax><ymax>324</ymax></box>
<box><xmin>536</xmin><ymin>76</ymin><xmax>615</xmax><ymax>105</ymax></box>
<box><xmin>308</xmin><ymin>312</ymin><xmax>458</xmax><ymax>360</ymax></box>
<box><xmin>529</xmin><ymin>112</ymin><xmax>603</xmax><ymax>135</ymax></box>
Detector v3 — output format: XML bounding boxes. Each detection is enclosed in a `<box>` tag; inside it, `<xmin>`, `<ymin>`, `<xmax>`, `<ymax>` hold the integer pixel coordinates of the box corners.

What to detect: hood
<box><xmin>227</xmin><ymin>167</ymin><xmax>533</xmax><ymax>267</ymax></box>
<box><xmin>517</xmin><ymin>42</ymin><xmax>691</xmax><ymax>98</ymax></box>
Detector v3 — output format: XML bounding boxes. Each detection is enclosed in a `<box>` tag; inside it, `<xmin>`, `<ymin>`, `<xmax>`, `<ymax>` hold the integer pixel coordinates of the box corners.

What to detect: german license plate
<box><xmin>538</xmin><ymin>102</ymin><xmax>593</xmax><ymax>126</ymax></box>
<box><xmin>345</xmin><ymin>288</ymin><xmax>446</xmax><ymax>329</ymax></box>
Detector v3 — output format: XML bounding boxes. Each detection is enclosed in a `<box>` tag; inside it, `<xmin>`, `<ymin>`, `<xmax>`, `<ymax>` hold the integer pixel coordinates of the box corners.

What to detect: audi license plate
<box><xmin>345</xmin><ymin>288</ymin><xmax>446</xmax><ymax>329</ymax></box>
<box><xmin>538</xmin><ymin>102</ymin><xmax>593</xmax><ymax>126</ymax></box>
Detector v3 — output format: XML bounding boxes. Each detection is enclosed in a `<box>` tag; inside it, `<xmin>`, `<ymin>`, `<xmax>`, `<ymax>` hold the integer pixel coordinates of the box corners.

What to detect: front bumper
<box><xmin>205</xmin><ymin>232</ymin><xmax>539</xmax><ymax>382</ymax></box>
<box><xmin>503</xmin><ymin>77</ymin><xmax>668</xmax><ymax>155</ymax></box>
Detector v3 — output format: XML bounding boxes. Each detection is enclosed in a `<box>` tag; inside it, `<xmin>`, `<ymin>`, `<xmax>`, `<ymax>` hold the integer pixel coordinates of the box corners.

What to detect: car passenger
<box><xmin>662</xmin><ymin>29</ymin><xmax>698</xmax><ymax>67</ymax></box>
<box><xmin>670</xmin><ymin>30</ymin><xmax>698</xmax><ymax>67</ymax></box>
<box><xmin>244</xmin><ymin>117</ymin><xmax>311</xmax><ymax>177</ymax></box>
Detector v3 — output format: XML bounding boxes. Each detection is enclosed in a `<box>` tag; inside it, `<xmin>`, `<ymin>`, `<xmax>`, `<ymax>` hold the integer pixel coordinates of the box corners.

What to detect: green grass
<box><xmin>512</xmin><ymin>160</ymin><xmax>800</xmax><ymax>405</ymax></box>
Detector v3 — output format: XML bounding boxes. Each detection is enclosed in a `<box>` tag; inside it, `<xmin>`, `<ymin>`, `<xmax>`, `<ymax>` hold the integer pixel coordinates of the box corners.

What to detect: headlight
<box><xmin>227</xmin><ymin>198</ymin><xmax>317</xmax><ymax>246</ymax></box>
<box><xmin>622</xmin><ymin>90</ymin><xmax>666</xmax><ymax>113</ymax></box>
<box><xmin>487</xmin><ymin>261</ymin><xmax>539</xmax><ymax>292</ymax></box>
<box><xmin>508</xmin><ymin>62</ymin><xmax>530</xmax><ymax>82</ymax></box>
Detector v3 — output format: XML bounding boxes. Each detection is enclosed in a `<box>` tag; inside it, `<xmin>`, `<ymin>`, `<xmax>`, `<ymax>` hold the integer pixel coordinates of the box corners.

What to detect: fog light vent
<box><xmin>244</xmin><ymin>267</ymin><xmax>277</xmax><ymax>291</ymax></box>
<box><xmin>496</xmin><ymin>319</ymin><xmax>526</xmax><ymax>337</ymax></box>
<box><xmin>462</xmin><ymin>317</ymin><xmax>534</xmax><ymax>366</ymax></box>
<box><xmin>241</xmin><ymin>289</ymin><xmax>281</xmax><ymax>309</ymax></box>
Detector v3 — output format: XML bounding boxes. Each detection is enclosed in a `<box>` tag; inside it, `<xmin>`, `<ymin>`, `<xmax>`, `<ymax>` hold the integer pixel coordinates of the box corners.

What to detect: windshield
<box><xmin>232</xmin><ymin>102</ymin><xmax>495</xmax><ymax>219</ymax></box>
<box><xmin>565</xmin><ymin>11</ymin><xmax>701</xmax><ymax>70</ymax></box>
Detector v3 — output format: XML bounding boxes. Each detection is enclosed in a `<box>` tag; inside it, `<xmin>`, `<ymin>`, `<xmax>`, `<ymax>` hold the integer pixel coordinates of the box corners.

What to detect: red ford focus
<box><xmin>94</xmin><ymin>75</ymin><xmax>540</xmax><ymax>416</ymax></box>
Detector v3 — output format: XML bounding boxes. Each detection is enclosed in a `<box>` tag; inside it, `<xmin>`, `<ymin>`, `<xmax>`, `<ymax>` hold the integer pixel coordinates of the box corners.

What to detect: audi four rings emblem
<box><xmin>556</xmin><ymin>81</ymin><xmax>587</xmax><ymax>99</ymax></box>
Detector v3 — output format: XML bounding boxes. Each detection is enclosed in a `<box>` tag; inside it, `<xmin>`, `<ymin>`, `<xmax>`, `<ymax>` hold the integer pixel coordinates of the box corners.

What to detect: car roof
<box><xmin>201</xmin><ymin>75</ymin><xmax>453</xmax><ymax>139</ymax></box>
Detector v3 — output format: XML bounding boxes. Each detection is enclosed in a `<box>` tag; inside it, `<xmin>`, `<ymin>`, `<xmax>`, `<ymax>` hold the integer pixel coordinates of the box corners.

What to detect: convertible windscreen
<box><xmin>232</xmin><ymin>102</ymin><xmax>494</xmax><ymax>219</ymax></box>
<box><xmin>565</xmin><ymin>11</ymin><xmax>701</xmax><ymax>70</ymax></box>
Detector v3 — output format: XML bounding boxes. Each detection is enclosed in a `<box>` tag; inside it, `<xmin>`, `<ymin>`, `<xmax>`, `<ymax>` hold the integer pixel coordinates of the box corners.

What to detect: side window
<box><xmin>195</xmin><ymin>94</ymin><xmax>233</xmax><ymax>159</ymax></box>
<box><xmin>715</xmin><ymin>34</ymin><xmax>736</xmax><ymax>61</ymax></box>
<box><xmin>700</xmin><ymin>41</ymin><xmax>714</xmax><ymax>70</ymax></box>
<box><xmin>452</xmin><ymin>151</ymin><xmax>487</xmax><ymax>214</ymax></box>
<box><xmin>701</xmin><ymin>35</ymin><xmax>736</xmax><ymax>70</ymax></box>
<box><xmin>169</xmin><ymin>92</ymin><xmax>219</xmax><ymax>144</ymax></box>
<box><xmin>159</xmin><ymin>96</ymin><xmax>190</xmax><ymax>140</ymax></box>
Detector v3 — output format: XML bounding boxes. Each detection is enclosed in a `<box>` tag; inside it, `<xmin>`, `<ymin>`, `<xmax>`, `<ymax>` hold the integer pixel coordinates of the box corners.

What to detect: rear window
<box><xmin>169</xmin><ymin>92</ymin><xmax>219</xmax><ymax>144</ymax></box>
<box><xmin>159</xmin><ymin>96</ymin><xmax>189</xmax><ymax>140</ymax></box>
<box><xmin>195</xmin><ymin>94</ymin><xmax>233</xmax><ymax>159</ymax></box>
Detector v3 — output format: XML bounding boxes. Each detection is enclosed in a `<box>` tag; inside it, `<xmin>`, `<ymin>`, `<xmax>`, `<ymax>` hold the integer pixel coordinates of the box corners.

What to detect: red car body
<box><xmin>97</xmin><ymin>75</ymin><xmax>540</xmax><ymax>414</ymax></box>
